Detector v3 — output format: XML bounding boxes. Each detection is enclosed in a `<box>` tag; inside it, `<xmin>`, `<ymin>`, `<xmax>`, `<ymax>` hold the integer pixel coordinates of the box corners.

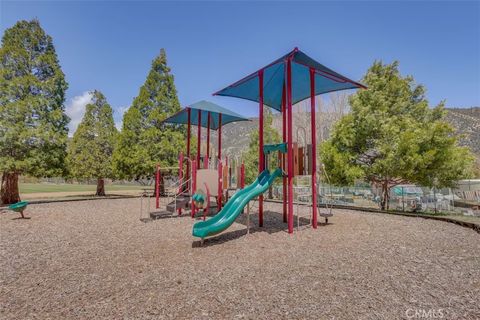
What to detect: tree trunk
<box><xmin>380</xmin><ymin>181</ymin><xmax>390</xmax><ymax>211</ymax></box>
<box><xmin>1</xmin><ymin>172</ymin><xmax>20</xmax><ymax>205</ymax></box>
<box><xmin>96</xmin><ymin>178</ymin><xmax>105</xmax><ymax>196</ymax></box>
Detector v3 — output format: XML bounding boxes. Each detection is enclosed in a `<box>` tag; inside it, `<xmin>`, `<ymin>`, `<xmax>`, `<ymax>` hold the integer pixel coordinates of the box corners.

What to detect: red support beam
<box><xmin>310</xmin><ymin>68</ymin><xmax>318</xmax><ymax>229</ymax></box>
<box><xmin>203</xmin><ymin>183</ymin><xmax>210</xmax><ymax>221</ymax></box>
<box><xmin>191</xmin><ymin>160</ymin><xmax>197</xmax><ymax>218</ymax></box>
<box><xmin>187</xmin><ymin>108</ymin><xmax>192</xmax><ymax>180</ymax></box>
<box><xmin>218</xmin><ymin>114</ymin><xmax>222</xmax><ymax>162</ymax></box>
<box><xmin>282</xmin><ymin>82</ymin><xmax>287</xmax><ymax>223</ymax></box>
<box><xmin>206</xmin><ymin>112</ymin><xmax>211</xmax><ymax>167</ymax></box>
<box><xmin>258</xmin><ymin>69</ymin><xmax>264</xmax><ymax>227</ymax></box>
<box><xmin>155</xmin><ymin>164</ymin><xmax>160</xmax><ymax>209</ymax></box>
<box><xmin>218</xmin><ymin>114</ymin><xmax>223</xmax><ymax>210</ymax></box>
<box><xmin>287</xmin><ymin>58</ymin><xmax>294</xmax><ymax>234</ymax></box>
<box><xmin>218</xmin><ymin>159</ymin><xmax>223</xmax><ymax>211</ymax></box>
<box><xmin>186</xmin><ymin>108</ymin><xmax>191</xmax><ymax>190</ymax></box>
<box><xmin>225</xmin><ymin>155</ymin><xmax>228</xmax><ymax>192</ymax></box>
<box><xmin>197</xmin><ymin>110</ymin><xmax>201</xmax><ymax>167</ymax></box>
<box><xmin>178</xmin><ymin>152</ymin><xmax>183</xmax><ymax>215</ymax></box>
<box><xmin>240</xmin><ymin>162</ymin><xmax>245</xmax><ymax>189</ymax></box>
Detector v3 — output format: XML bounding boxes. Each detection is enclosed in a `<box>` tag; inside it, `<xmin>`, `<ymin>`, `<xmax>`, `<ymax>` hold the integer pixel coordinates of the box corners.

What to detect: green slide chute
<box><xmin>192</xmin><ymin>168</ymin><xmax>282</xmax><ymax>239</ymax></box>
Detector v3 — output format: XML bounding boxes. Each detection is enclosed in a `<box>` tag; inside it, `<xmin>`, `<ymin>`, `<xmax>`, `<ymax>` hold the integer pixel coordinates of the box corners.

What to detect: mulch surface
<box><xmin>1</xmin><ymin>199</ymin><xmax>479</xmax><ymax>319</ymax></box>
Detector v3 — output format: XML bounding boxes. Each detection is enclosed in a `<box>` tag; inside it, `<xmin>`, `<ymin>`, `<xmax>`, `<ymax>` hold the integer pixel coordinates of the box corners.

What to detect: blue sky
<box><xmin>1</xmin><ymin>1</ymin><xmax>479</xmax><ymax>133</ymax></box>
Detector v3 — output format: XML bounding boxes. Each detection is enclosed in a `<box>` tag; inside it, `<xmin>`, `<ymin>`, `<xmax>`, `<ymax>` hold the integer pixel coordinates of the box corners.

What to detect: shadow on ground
<box><xmin>191</xmin><ymin>209</ymin><xmax>333</xmax><ymax>248</ymax></box>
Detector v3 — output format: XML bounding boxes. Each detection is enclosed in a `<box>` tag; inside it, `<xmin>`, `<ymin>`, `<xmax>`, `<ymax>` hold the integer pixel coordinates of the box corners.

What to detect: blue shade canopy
<box><xmin>213</xmin><ymin>48</ymin><xmax>366</xmax><ymax>111</ymax></box>
<box><xmin>162</xmin><ymin>100</ymin><xmax>249</xmax><ymax>130</ymax></box>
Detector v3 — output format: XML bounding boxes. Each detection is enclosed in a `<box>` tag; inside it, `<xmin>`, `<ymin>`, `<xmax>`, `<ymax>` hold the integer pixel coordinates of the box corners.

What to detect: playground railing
<box><xmin>161</xmin><ymin>177</ymin><xmax>192</xmax><ymax>211</ymax></box>
<box><xmin>169</xmin><ymin>178</ymin><xmax>191</xmax><ymax>213</ymax></box>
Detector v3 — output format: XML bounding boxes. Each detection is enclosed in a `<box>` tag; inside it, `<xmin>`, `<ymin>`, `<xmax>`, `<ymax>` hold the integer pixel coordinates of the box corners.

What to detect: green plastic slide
<box><xmin>192</xmin><ymin>168</ymin><xmax>282</xmax><ymax>239</ymax></box>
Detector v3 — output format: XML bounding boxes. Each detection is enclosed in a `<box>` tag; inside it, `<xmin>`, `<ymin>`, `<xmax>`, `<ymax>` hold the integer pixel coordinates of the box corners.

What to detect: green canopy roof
<box><xmin>213</xmin><ymin>48</ymin><xmax>366</xmax><ymax>111</ymax></box>
<box><xmin>162</xmin><ymin>100</ymin><xmax>249</xmax><ymax>130</ymax></box>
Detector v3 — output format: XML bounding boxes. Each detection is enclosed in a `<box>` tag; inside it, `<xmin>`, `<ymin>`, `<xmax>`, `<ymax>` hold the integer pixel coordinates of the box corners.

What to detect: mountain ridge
<box><xmin>220</xmin><ymin>107</ymin><xmax>480</xmax><ymax>162</ymax></box>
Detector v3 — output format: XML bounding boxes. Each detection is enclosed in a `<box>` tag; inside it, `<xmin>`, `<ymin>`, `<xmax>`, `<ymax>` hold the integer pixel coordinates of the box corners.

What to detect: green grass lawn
<box><xmin>19</xmin><ymin>183</ymin><xmax>146</xmax><ymax>194</ymax></box>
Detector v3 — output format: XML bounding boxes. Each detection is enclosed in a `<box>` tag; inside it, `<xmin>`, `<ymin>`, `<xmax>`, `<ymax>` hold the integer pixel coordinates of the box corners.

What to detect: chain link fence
<box><xmin>271</xmin><ymin>177</ymin><xmax>480</xmax><ymax>217</ymax></box>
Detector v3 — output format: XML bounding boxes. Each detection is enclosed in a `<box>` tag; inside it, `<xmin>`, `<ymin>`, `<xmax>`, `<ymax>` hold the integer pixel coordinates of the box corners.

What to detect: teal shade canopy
<box><xmin>162</xmin><ymin>100</ymin><xmax>249</xmax><ymax>130</ymax></box>
<box><xmin>214</xmin><ymin>48</ymin><xmax>366</xmax><ymax>111</ymax></box>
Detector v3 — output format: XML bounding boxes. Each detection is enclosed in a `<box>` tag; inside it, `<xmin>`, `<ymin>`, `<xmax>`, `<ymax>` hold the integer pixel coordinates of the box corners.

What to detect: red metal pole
<box><xmin>206</xmin><ymin>112</ymin><xmax>211</xmax><ymax>168</ymax></box>
<box><xmin>155</xmin><ymin>163</ymin><xmax>160</xmax><ymax>209</ymax></box>
<box><xmin>178</xmin><ymin>152</ymin><xmax>183</xmax><ymax>215</ymax></box>
<box><xmin>258</xmin><ymin>69</ymin><xmax>264</xmax><ymax>227</ymax></box>
<box><xmin>287</xmin><ymin>58</ymin><xmax>294</xmax><ymax>234</ymax></box>
<box><xmin>186</xmin><ymin>108</ymin><xmax>191</xmax><ymax>191</ymax></box>
<box><xmin>204</xmin><ymin>183</ymin><xmax>210</xmax><ymax>221</ymax></box>
<box><xmin>282</xmin><ymin>81</ymin><xmax>287</xmax><ymax>223</ymax></box>
<box><xmin>240</xmin><ymin>162</ymin><xmax>245</xmax><ymax>189</ymax></box>
<box><xmin>191</xmin><ymin>160</ymin><xmax>197</xmax><ymax>218</ymax></box>
<box><xmin>218</xmin><ymin>114</ymin><xmax>222</xmax><ymax>162</ymax></box>
<box><xmin>216</xmin><ymin>114</ymin><xmax>223</xmax><ymax>211</ymax></box>
<box><xmin>310</xmin><ymin>68</ymin><xmax>318</xmax><ymax>228</ymax></box>
<box><xmin>218</xmin><ymin>159</ymin><xmax>222</xmax><ymax>211</ymax></box>
<box><xmin>197</xmin><ymin>110</ymin><xmax>201</xmax><ymax>167</ymax></box>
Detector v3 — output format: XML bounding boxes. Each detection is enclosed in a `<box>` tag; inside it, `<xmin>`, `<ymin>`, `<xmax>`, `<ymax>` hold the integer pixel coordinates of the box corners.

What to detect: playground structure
<box><xmin>213</xmin><ymin>47</ymin><xmax>365</xmax><ymax>234</ymax></box>
<box><xmin>150</xmin><ymin>48</ymin><xmax>366</xmax><ymax>241</ymax></box>
<box><xmin>192</xmin><ymin>142</ymin><xmax>286</xmax><ymax>240</ymax></box>
<box><xmin>153</xmin><ymin>101</ymin><xmax>249</xmax><ymax>219</ymax></box>
<box><xmin>290</xmin><ymin>125</ymin><xmax>334</xmax><ymax>226</ymax></box>
<box><xmin>223</xmin><ymin>154</ymin><xmax>246</xmax><ymax>200</ymax></box>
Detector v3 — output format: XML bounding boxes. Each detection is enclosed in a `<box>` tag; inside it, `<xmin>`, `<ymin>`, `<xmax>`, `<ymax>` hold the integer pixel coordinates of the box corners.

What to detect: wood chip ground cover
<box><xmin>1</xmin><ymin>199</ymin><xmax>479</xmax><ymax>319</ymax></box>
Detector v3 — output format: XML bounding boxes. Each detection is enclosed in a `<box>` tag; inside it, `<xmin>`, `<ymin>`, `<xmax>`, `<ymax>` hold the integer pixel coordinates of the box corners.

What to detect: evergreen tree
<box><xmin>243</xmin><ymin>108</ymin><xmax>281</xmax><ymax>184</ymax></box>
<box><xmin>113</xmin><ymin>49</ymin><xmax>184</xmax><ymax>189</ymax></box>
<box><xmin>0</xmin><ymin>19</ymin><xmax>69</xmax><ymax>204</ymax></box>
<box><xmin>66</xmin><ymin>90</ymin><xmax>117</xmax><ymax>196</ymax></box>
<box><xmin>320</xmin><ymin>61</ymin><xmax>474</xmax><ymax>210</ymax></box>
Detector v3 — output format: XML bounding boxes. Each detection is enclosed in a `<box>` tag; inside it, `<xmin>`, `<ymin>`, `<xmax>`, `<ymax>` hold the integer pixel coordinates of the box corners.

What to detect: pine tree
<box><xmin>113</xmin><ymin>49</ymin><xmax>184</xmax><ymax>189</ymax></box>
<box><xmin>0</xmin><ymin>19</ymin><xmax>69</xmax><ymax>204</ymax></box>
<box><xmin>66</xmin><ymin>90</ymin><xmax>117</xmax><ymax>196</ymax></box>
<box><xmin>320</xmin><ymin>61</ymin><xmax>474</xmax><ymax>210</ymax></box>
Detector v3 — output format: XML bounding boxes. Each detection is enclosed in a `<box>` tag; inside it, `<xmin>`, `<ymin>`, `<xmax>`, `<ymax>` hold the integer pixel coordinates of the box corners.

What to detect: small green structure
<box><xmin>8</xmin><ymin>201</ymin><xmax>29</xmax><ymax>219</ymax></box>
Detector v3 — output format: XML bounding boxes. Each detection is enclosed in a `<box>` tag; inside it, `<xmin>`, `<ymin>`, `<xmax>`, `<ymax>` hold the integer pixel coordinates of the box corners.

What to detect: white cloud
<box><xmin>66</xmin><ymin>91</ymin><xmax>93</xmax><ymax>136</ymax></box>
<box><xmin>114</xmin><ymin>106</ymin><xmax>129</xmax><ymax>131</ymax></box>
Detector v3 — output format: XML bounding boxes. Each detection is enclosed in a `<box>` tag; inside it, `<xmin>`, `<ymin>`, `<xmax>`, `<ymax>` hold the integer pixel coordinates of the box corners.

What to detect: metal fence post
<box><xmin>450</xmin><ymin>188</ymin><xmax>455</xmax><ymax>212</ymax></box>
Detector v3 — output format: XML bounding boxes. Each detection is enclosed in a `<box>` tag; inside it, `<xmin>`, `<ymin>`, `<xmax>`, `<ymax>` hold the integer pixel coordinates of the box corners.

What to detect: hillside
<box><xmin>445</xmin><ymin>107</ymin><xmax>480</xmax><ymax>155</ymax></box>
<box><xmin>221</xmin><ymin>120</ymin><xmax>258</xmax><ymax>156</ymax></box>
<box><xmin>220</xmin><ymin>107</ymin><xmax>480</xmax><ymax>162</ymax></box>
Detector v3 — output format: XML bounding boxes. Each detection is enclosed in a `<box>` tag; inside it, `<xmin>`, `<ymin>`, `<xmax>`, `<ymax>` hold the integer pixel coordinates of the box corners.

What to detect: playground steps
<box><xmin>166</xmin><ymin>195</ymin><xmax>191</xmax><ymax>213</ymax></box>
